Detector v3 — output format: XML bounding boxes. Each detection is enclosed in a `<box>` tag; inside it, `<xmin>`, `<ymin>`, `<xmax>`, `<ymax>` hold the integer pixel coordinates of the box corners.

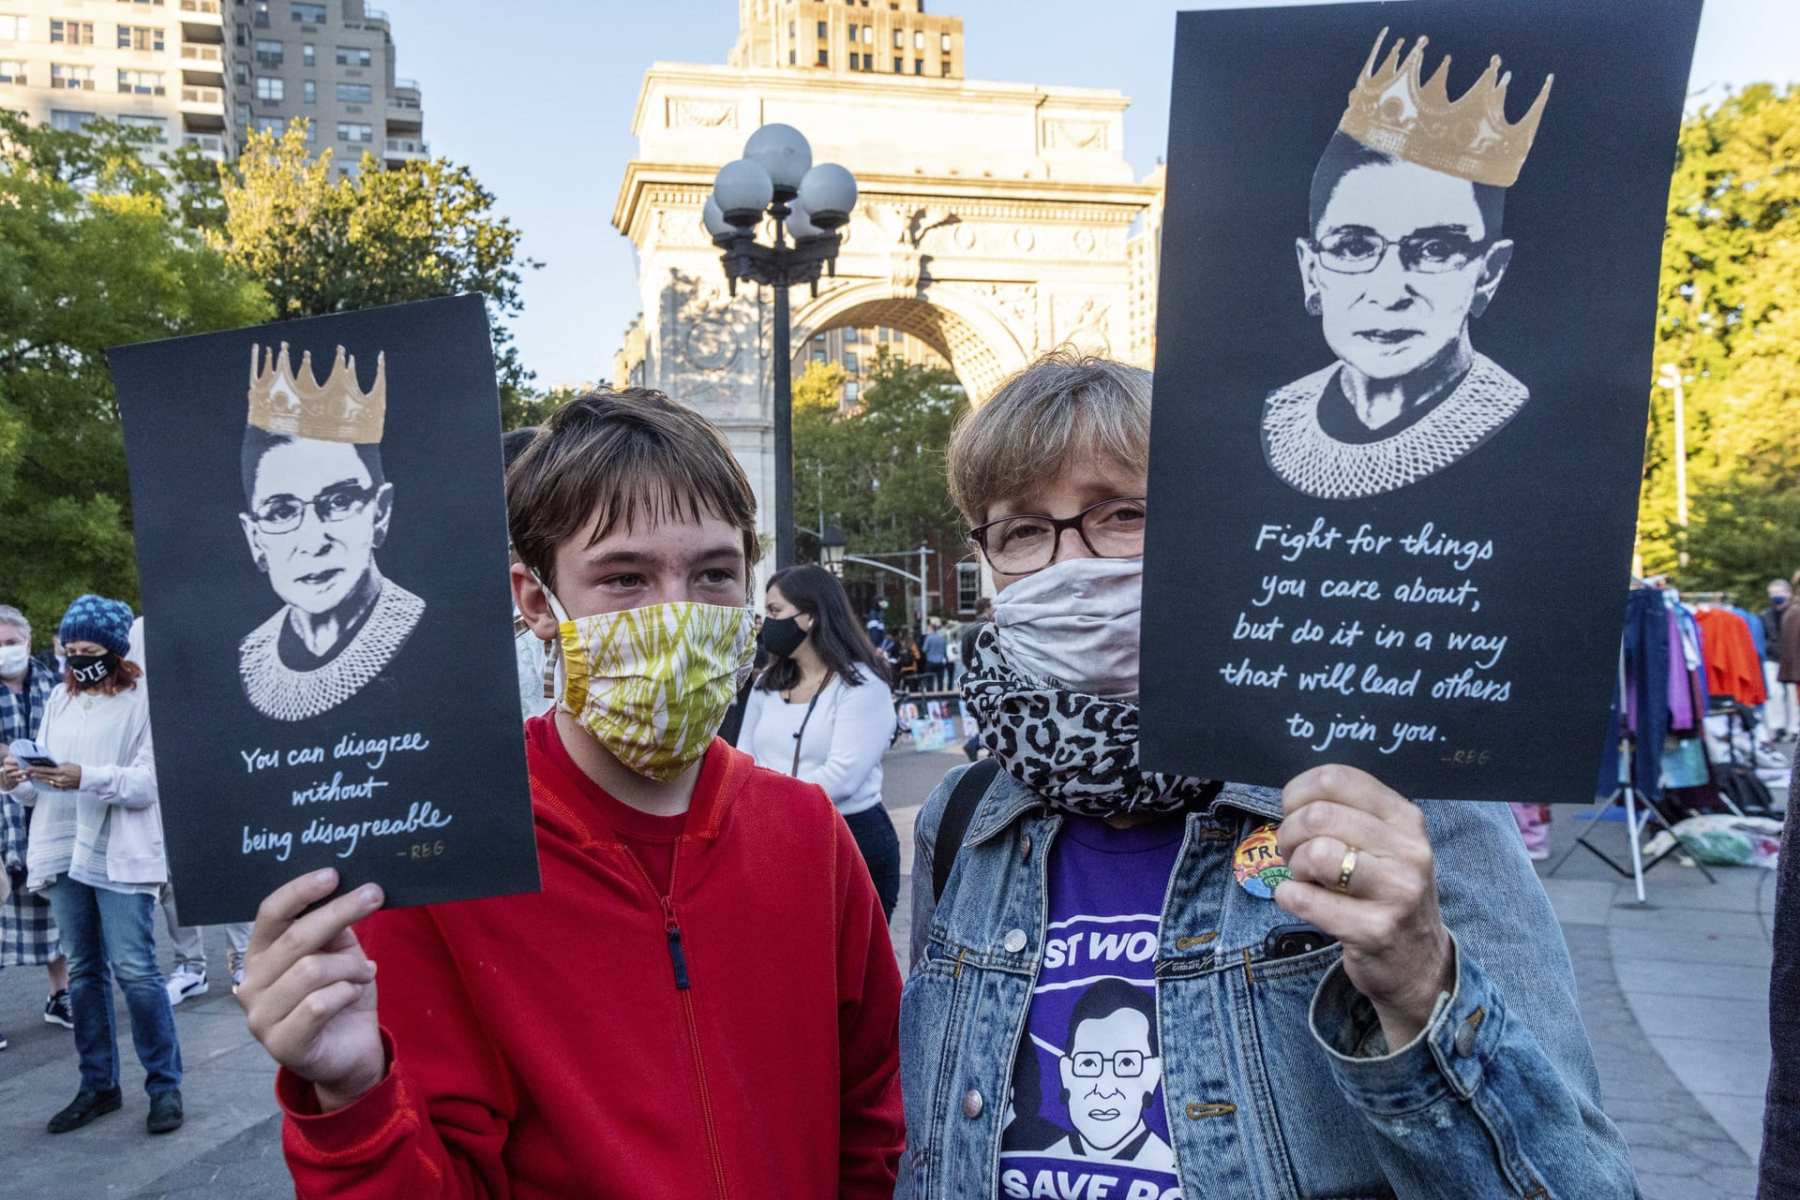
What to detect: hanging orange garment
<box><xmin>1693</xmin><ymin>607</ymin><xmax>1768</xmax><ymax>707</ymax></box>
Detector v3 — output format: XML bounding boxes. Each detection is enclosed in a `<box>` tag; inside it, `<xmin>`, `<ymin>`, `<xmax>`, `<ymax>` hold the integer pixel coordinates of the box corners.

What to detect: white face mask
<box><xmin>0</xmin><ymin>644</ymin><xmax>28</xmax><ymax>678</ymax></box>
<box><xmin>991</xmin><ymin>556</ymin><xmax>1142</xmax><ymax>699</ymax></box>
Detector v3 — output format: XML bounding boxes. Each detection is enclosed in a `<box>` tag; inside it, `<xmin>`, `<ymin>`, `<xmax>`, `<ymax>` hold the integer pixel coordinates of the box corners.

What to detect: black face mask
<box><xmin>67</xmin><ymin>653</ymin><xmax>117</xmax><ymax>688</ymax></box>
<box><xmin>759</xmin><ymin>615</ymin><xmax>808</xmax><ymax>659</ymax></box>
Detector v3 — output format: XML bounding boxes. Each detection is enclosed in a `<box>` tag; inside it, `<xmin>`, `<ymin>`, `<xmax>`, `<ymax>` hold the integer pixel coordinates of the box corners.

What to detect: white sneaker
<box><xmin>228</xmin><ymin>949</ymin><xmax>246</xmax><ymax>992</ymax></box>
<box><xmin>165</xmin><ymin>965</ymin><xmax>209</xmax><ymax>1007</ymax></box>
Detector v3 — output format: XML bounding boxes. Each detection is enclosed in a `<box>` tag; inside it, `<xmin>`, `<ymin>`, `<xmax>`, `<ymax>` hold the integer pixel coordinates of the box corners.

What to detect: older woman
<box><xmin>1</xmin><ymin>595</ymin><xmax>181</xmax><ymax>1136</ymax></box>
<box><xmin>897</xmin><ymin>353</ymin><xmax>1633</xmax><ymax>1198</ymax></box>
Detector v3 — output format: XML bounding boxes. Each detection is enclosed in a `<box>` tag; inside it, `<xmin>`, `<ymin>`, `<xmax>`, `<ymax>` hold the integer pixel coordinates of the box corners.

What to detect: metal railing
<box><xmin>384</xmin><ymin>137</ymin><xmax>427</xmax><ymax>155</ymax></box>
<box><xmin>180</xmin><ymin>84</ymin><xmax>223</xmax><ymax>105</ymax></box>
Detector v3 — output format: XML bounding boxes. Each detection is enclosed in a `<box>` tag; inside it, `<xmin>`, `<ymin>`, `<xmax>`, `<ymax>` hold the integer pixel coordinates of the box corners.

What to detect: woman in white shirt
<box><xmin>737</xmin><ymin>566</ymin><xmax>901</xmax><ymax>919</ymax></box>
<box><xmin>0</xmin><ymin>595</ymin><xmax>181</xmax><ymax>1137</ymax></box>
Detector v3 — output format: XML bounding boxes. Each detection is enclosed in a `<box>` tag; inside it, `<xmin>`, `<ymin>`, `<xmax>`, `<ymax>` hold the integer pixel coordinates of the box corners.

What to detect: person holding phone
<box><xmin>0</xmin><ymin>595</ymin><xmax>181</xmax><ymax>1136</ymax></box>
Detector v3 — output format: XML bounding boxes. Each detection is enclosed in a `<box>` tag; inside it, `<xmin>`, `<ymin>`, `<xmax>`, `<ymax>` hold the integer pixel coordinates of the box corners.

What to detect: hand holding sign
<box><xmin>1</xmin><ymin>754</ymin><xmax>25</xmax><ymax>790</ymax></box>
<box><xmin>1274</xmin><ymin>764</ymin><xmax>1453</xmax><ymax>1049</ymax></box>
<box><xmin>238</xmin><ymin>868</ymin><xmax>385</xmax><ymax>1112</ymax></box>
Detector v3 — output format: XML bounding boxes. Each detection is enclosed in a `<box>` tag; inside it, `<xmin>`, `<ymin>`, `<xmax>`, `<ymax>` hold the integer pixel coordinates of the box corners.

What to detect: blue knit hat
<box><xmin>59</xmin><ymin>594</ymin><xmax>135</xmax><ymax>659</ymax></box>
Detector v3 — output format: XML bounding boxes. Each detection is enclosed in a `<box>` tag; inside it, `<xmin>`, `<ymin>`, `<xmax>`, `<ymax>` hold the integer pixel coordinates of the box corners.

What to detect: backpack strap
<box><xmin>932</xmin><ymin>758</ymin><xmax>1001</xmax><ymax>904</ymax></box>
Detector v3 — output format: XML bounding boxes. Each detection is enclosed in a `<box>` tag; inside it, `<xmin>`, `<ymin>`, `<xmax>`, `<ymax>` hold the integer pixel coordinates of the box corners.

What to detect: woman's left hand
<box><xmin>28</xmin><ymin>762</ymin><xmax>82</xmax><ymax>791</ymax></box>
<box><xmin>1273</xmin><ymin>764</ymin><xmax>1453</xmax><ymax>1050</ymax></box>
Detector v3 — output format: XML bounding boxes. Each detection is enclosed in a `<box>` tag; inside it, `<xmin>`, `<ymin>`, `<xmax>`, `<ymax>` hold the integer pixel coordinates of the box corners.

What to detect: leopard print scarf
<box><xmin>960</xmin><ymin>625</ymin><xmax>1216</xmax><ymax>817</ymax></box>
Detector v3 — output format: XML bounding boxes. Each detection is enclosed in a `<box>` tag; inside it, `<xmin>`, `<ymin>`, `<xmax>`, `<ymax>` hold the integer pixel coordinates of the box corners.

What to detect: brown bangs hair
<box><xmin>66</xmin><ymin>656</ymin><xmax>143</xmax><ymax>696</ymax></box>
<box><xmin>946</xmin><ymin>350</ymin><xmax>1151</xmax><ymax>527</ymax></box>
<box><xmin>507</xmin><ymin>387</ymin><xmax>760</xmax><ymax>588</ymax></box>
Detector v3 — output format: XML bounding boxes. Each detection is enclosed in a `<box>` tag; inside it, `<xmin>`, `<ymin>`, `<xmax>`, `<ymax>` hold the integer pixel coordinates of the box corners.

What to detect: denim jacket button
<box><xmin>1003</xmin><ymin>928</ymin><xmax>1027</xmax><ymax>954</ymax></box>
<box><xmin>1020</xmin><ymin>835</ymin><xmax>1033</xmax><ymax>861</ymax></box>
<box><xmin>962</xmin><ymin>1089</ymin><xmax>984</xmax><ymax>1118</ymax></box>
<box><xmin>1454</xmin><ymin>1005</ymin><xmax>1487</xmax><ymax>1056</ymax></box>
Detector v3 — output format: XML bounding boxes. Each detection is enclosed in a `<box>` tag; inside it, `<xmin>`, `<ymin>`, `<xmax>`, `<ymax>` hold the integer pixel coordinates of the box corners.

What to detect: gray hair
<box><xmin>947</xmin><ymin>350</ymin><xmax>1151</xmax><ymax>526</ymax></box>
<box><xmin>0</xmin><ymin>604</ymin><xmax>30</xmax><ymax>639</ymax></box>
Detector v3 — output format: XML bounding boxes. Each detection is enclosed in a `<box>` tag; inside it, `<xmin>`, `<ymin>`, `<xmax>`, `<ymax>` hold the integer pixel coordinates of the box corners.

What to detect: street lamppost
<box><xmin>821</xmin><ymin>524</ymin><xmax>847</xmax><ymax>576</ymax></box>
<box><xmin>1656</xmin><ymin>362</ymin><xmax>1689</xmax><ymax>567</ymax></box>
<box><xmin>704</xmin><ymin>124</ymin><xmax>859</xmax><ymax>571</ymax></box>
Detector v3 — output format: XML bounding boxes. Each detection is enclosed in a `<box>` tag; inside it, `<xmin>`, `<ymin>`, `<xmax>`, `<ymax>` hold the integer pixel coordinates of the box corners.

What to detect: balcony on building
<box><xmin>178</xmin><ymin>0</ymin><xmax>224</xmax><ymax>26</ymax></box>
<box><xmin>182</xmin><ymin>131</ymin><xmax>227</xmax><ymax>161</ymax></box>
<box><xmin>179</xmin><ymin>82</ymin><xmax>226</xmax><ymax>128</ymax></box>
<box><xmin>384</xmin><ymin>136</ymin><xmax>427</xmax><ymax>166</ymax></box>
<box><xmin>178</xmin><ymin>41</ymin><xmax>226</xmax><ymax>84</ymax></box>
<box><xmin>386</xmin><ymin>78</ymin><xmax>423</xmax><ymax>131</ymax></box>
<box><xmin>347</xmin><ymin>5</ymin><xmax>392</xmax><ymax>33</ymax></box>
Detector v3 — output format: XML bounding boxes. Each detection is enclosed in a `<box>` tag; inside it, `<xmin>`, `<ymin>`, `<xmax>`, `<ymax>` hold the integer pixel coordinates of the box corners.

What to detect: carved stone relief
<box><xmin>667</xmin><ymin>96</ymin><xmax>738</xmax><ymax>129</ymax></box>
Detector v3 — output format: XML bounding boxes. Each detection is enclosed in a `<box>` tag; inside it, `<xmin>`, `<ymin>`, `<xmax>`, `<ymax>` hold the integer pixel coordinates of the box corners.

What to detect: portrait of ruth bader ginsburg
<box><xmin>1261</xmin><ymin>27</ymin><xmax>1554</xmax><ymax>501</ymax></box>
<box><xmin>235</xmin><ymin>342</ymin><xmax>425</xmax><ymax>723</ymax></box>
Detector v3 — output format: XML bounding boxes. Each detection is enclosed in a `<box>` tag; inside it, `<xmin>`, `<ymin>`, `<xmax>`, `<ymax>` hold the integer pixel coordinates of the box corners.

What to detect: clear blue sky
<box><xmin>380</xmin><ymin>0</ymin><xmax>1798</xmax><ymax>391</ymax></box>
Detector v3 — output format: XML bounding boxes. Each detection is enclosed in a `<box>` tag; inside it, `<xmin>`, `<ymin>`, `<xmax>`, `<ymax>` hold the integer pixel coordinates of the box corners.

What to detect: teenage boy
<box><xmin>238</xmin><ymin>389</ymin><xmax>904</xmax><ymax>1198</ymax></box>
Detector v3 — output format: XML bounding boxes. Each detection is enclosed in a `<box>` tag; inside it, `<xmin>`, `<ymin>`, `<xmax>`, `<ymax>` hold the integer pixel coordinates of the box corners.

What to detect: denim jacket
<box><xmin>899</xmin><ymin>766</ymin><xmax>1638</xmax><ymax>1199</ymax></box>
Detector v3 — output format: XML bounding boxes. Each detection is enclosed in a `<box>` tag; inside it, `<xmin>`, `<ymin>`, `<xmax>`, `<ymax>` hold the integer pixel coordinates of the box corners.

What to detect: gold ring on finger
<box><xmin>1335</xmin><ymin>846</ymin><xmax>1359</xmax><ymax>894</ymax></box>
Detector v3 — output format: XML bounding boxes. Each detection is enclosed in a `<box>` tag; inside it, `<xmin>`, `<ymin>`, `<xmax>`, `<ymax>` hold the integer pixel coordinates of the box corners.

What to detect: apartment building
<box><xmin>0</xmin><ymin>0</ymin><xmax>423</xmax><ymax>171</ymax></box>
<box><xmin>230</xmin><ymin>0</ymin><xmax>423</xmax><ymax>177</ymax></box>
<box><xmin>801</xmin><ymin>324</ymin><xmax>951</xmax><ymax>408</ymax></box>
<box><xmin>730</xmin><ymin>0</ymin><xmax>964</xmax><ymax>81</ymax></box>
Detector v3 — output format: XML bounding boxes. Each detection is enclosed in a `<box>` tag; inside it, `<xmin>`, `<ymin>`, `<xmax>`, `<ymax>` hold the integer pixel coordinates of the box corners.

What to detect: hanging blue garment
<box><xmin>1598</xmin><ymin>588</ymin><xmax>1672</xmax><ymax>800</ymax></box>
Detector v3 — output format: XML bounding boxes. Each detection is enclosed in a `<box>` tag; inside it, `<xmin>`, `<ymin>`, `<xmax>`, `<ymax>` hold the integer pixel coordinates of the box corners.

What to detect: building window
<box><xmin>0</xmin><ymin>58</ymin><xmax>25</xmax><ymax>85</ymax></box>
<box><xmin>50</xmin><ymin>19</ymin><xmax>94</xmax><ymax>45</ymax></box>
<box><xmin>811</xmin><ymin>348</ymin><xmax>827</xmax><ymax>364</ymax></box>
<box><xmin>846</xmin><ymin>22</ymin><xmax>855</xmax><ymax>40</ymax></box>
<box><xmin>892</xmin><ymin>29</ymin><xmax>902</xmax><ymax>48</ymax></box>
<box><xmin>844</xmin><ymin>380</ymin><xmax>860</xmax><ymax>404</ymax></box>
<box><xmin>336</xmin><ymin>82</ymin><xmax>371</xmax><ymax>103</ymax></box>
<box><xmin>291</xmin><ymin>1</ymin><xmax>326</xmax><ymax>24</ymax></box>
<box><xmin>914</xmin><ymin>57</ymin><xmax>923</xmax><ymax>74</ymax></box>
<box><xmin>118</xmin><ymin>68</ymin><xmax>165</xmax><ymax>95</ymax></box>
<box><xmin>118</xmin><ymin>113</ymin><xmax>167</xmax><ymax>142</ymax></box>
<box><xmin>335</xmin><ymin>44</ymin><xmax>370</xmax><ymax>66</ymax></box>
<box><xmin>255</xmin><ymin>75</ymin><xmax>283</xmax><ymax>101</ymax></box>
<box><xmin>50</xmin><ymin>108</ymin><xmax>96</xmax><ymax>131</ymax></box>
<box><xmin>941</xmin><ymin>32</ymin><xmax>952</xmax><ymax>51</ymax></box>
<box><xmin>302</xmin><ymin>78</ymin><xmax>316</xmax><ymax>103</ymax></box>
<box><xmin>337</xmin><ymin>121</ymin><xmax>372</xmax><ymax>143</ymax></box>
<box><xmin>50</xmin><ymin>63</ymin><xmax>95</xmax><ymax>91</ymax></box>
<box><xmin>118</xmin><ymin>24</ymin><xmax>165</xmax><ymax>51</ymax></box>
<box><xmin>815</xmin><ymin>20</ymin><xmax>825</xmax><ymax>37</ymax></box>
<box><xmin>844</xmin><ymin>351</ymin><xmax>860</xmax><ymax>373</ymax></box>
<box><xmin>255</xmin><ymin>38</ymin><xmax>283</xmax><ymax>66</ymax></box>
<box><xmin>913</xmin><ymin>30</ymin><xmax>923</xmax><ymax>49</ymax></box>
<box><xmin>788</xmin><ymin>48</ymin><xmax>795</xmax><ymax>65</ymax></box>
<box><xmin>254</xmin><ymin>115</ymin><xmax>285</xmax><ymax>136</ymax></box>
<box><xmin>941</xmin><ymin>56</ymin><xmax>951</xmax><ymax>75</ymax></box>
<box><xmin>0</xmin><ymin>15</ymin><xmax>24</xmax><ymax>41</ymax></box>
<box><xmin>877</xmin><ymin>326</ymin><xmax>891</xmax><ymax>343</ymax></box>
<box><xmin>862</xmin><ymin>24</ymin><xmax>873</xmax><ymax>43</ymax></box>
<box><xmin>302</xmin><ymin>43</ymin><xmax>315</xmax><ymax>66</ymax></box>
<box><xmin>848</xmin><ymin>51</ymin><xmax>859</xmax><ymax>70</ymax></box>
<box><xmin>233</xmin><ymin>61</ymin><xmax>249</xmax><ymax>84</ymax></box>
<box><xmin>956</xmin><ymin>561</ymin><xmax>981</xmax><ymax>614</ymax></box>
<box><xmin>817</xmin><ymin>48</ymin><xmax>827</xmax><ymax>66</ymax></box>
<box><xmin>120</xmin><ymin>0</ymin><xmax>165</xmax><ymax>5</ymax></box>
<box><xmin>843</xmin><ymin>327</ymin><xmax>859</xmax><ymax>344</ymax></box>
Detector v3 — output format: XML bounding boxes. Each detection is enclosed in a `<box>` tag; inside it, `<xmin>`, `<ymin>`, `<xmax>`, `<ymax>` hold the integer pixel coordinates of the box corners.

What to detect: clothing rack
<box><xmin>1548</xmin><ymin>617</ymin><xmax>1718</xmax><ymax>901</ymax></box>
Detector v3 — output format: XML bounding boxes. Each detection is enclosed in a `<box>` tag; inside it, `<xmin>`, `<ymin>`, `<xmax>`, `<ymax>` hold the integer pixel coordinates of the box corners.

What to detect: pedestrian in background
<box><xmin>0</xmin><ymin>595</ymin><xmax>182</xmax><ymax>1135</ymax></box>
<box><xmin>922</xmin><ymin>618</ymin><xmax>950</xmax><ymax>691</ymax></box>
<box><xmin>738</xmin><ymin>564</ymin><xmax>902</xmax><ymax>920</ymax></box>
<box><xmin>1763</xmin><ymin>579</ymin><xmax>1795</xmax><ymax>737</ymax></box>
<box><xmin>124</xmin><ymin>618</ymin><xmax>251</xmax><ymax>1001</ymax></box>
<box><xmin>0</xmin><ymin>603</ymin><xmax>72</xmax><ymax>1052</ymax></box>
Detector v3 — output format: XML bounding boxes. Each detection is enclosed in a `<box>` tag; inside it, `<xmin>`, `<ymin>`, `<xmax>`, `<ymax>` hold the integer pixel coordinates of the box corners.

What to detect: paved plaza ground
<box><xmin>0</xmin><ymin>747</ymin><xmax>1780</xmax><ymax>1198</ymax></box>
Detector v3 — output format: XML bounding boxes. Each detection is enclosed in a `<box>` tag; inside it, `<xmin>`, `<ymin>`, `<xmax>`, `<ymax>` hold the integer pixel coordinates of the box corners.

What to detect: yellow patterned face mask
<box><xmin>540</xmin><ymin>588</ymin><xmax>757</xmax><ymax>782</ymax></box>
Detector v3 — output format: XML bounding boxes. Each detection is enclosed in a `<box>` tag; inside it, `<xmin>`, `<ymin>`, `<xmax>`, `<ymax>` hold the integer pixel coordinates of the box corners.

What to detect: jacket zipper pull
<box><xmin>663</xmin><ymin>902</ymin><xmax>691</xmax><ymax>990</ymax></box>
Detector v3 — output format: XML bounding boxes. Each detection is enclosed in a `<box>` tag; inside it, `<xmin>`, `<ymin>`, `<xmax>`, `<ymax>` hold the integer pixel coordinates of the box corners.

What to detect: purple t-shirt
<box><xmin>999</xmin><ymin>814</ymin><xmax>1185</xmax><ymax>1200</ymax></box>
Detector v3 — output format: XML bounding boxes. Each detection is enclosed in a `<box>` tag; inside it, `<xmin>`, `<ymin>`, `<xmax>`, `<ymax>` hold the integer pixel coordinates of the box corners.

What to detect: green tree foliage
<box><xmin>1641</xmin><ymin>85</ymin><xmax>1800</xmax><ymax>594</ymax></box>
<box><xmin>0</xmin><ymin>113</ymin><xmax>271</xmax><ymax>636</ymax></box>
<box><xmin>212</xmin><ymin>122</ymin><xmax>542</xmax><ymax>408</ymax></box>
<box><xmin>792</xmin><ymin>352</ymin><xmax>968</xmax><ymax>573</ymax></box>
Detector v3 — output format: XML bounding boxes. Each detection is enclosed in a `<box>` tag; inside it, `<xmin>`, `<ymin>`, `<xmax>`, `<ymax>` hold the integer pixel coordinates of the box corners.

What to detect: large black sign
<box><xmin>112</xmin><ymin>295</ymin><xmax>539</xmax><ymax>923</ymax></box>
<box><xmin>1141</xmin><ymin>0</ymin><xmax>1703</xmax><ymax>800</ymax></box>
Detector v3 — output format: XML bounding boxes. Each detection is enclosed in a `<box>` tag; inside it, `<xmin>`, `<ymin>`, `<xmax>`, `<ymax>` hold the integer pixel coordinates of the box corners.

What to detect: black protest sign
<box><xmin>111</xmin><ymin>295</ymin><xmax>539</xmax><ymax>924</ymax></box>
<box><xmin>1140</xmin><ymin>0</ymin><xmax>1702</xmax><ymax>800</ymax></box>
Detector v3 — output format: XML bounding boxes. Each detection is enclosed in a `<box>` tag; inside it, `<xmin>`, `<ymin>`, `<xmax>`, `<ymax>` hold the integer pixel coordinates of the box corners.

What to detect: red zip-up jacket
<box><xmin>276</xmin><ymin>716</ymin><xmax>905</xmax><ymax>1199</ymax></box>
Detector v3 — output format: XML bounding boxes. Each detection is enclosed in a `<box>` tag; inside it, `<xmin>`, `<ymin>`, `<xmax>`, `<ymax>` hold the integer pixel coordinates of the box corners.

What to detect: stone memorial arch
<box><xmin>611</xmin><ymin>12</ymin><xmax>1162</xmax><ymax>547</ymax></box>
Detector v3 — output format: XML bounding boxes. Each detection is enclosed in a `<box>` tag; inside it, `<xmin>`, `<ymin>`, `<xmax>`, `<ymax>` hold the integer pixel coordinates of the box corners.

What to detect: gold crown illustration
<box><xmin>246</xmin><ymin>342</ymin><xmax>386</xmax><ymax>444</ymax></box>
<box><xmin>1337</xmin><ymin>27</ymin><xmax>1553</xmax><ymax>189</ymax></box>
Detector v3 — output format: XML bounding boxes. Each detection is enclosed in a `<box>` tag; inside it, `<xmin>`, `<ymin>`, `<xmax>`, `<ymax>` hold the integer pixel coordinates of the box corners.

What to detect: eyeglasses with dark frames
<box><xmin>968</xmin><ymin>496</ymin><xmax>1146</xmax><ymax>575</ymax></box>
<box><xmin>250</xmin><ymin>483</ymin><xmax>380</xmax><ymax>535</ymax></box>
<box><xmin>1310</xmin><ymin>228</ymin><xmax>1490</xmax><ymax>276</ymax></box>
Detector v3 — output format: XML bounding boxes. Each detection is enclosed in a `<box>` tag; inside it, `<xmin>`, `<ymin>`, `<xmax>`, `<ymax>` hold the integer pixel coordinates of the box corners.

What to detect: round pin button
<box><xmin>1233</xmin><ymin>825</ymin><xmax>1292</xmax><ymax>900</ymax></box>
<box><xmin>962</xmin><ymin>1089</ymin><xmax>984</xmax><ymax>1118</ymax></box>
<box><xmin>1003</xmin><ymin>928</ymin><xmax>1027</xmax><ymax>954</ymax></box>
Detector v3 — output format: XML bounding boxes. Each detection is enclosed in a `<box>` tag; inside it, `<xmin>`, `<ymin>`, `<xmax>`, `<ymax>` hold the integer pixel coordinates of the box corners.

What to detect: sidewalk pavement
<box><xmin>0</xmin><ymin>748</ymin><xmax>1778</xmax><ymax>1198</ymax></box>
